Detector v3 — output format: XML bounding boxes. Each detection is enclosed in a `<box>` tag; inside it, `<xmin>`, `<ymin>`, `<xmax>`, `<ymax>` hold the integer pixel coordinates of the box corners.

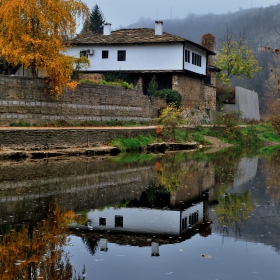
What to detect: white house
<box><xmin>67</xmin><ymin>22</ymin><xmax>218</xmax><ymax>112</ymax></box>
<box><xmin>67</xmin><ymin>21</ymin><xmax>211</xmax><ymax>76</ymax></box>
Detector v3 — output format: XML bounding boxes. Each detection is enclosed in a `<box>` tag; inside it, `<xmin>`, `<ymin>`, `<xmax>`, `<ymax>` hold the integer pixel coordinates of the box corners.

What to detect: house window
<box><xmin>185</xmin><ymin>50</ymin><xmax>190</xmax><ymax>63</ymax></box>
<box><xmin>115</xmin><ymin>215</ymin><xmax>123</xmax><ymax>227</ymax></box>
<box><xmin>102</xmin><ymin>50</ymin><xmax>109</xmax><ymax>59</ymax></box>
<box><xmin>99</xmin><ymin>217</ymin><xmax>106</xmax><ymax>226</ymax></box>
<box><xmin>189</xmin><ymin>211</ymin><xmax>199</xmax><ymax>227</ymax></box>
<box><xmin>80</xmin><ymin>50</ymin><xmax>88</xmax><ymax>58</ymax></box>
<box><xmin>117</xmin><ymin>50</ymin><xmax>126</xmax><ymax>61</ymax></box>
<box><xmin>182</xmin><ymin>217</ymin><xmax>188</xmax><ymax>231</ymax></box>
<box><xmin>192</xmin><ymin>52</ymin><xmax>201</xmax><ymax>67</ymax></box>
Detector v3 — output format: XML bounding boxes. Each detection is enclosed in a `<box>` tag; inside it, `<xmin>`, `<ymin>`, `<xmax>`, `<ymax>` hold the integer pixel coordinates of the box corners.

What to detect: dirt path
<box><xmin>203</xmin><ymin>136</ymin><xmax>233</xmax><ymax>154</ymax></box>
<box><xmin>204</xmin><ymin>136</ymin><xmax>231</xmax><ymax>147</ymax></box>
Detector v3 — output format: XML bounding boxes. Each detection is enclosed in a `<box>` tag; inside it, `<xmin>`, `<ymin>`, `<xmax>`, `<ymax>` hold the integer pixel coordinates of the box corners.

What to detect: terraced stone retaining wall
<box><xmin>0</xmin><ymin>127</ymin><xmax>156</xmax><ymax>150</ymax></box>
<box><xmin>0</xmin><ymin>75</ymin><xmax>157</xmax><ymax>125</ymax></box>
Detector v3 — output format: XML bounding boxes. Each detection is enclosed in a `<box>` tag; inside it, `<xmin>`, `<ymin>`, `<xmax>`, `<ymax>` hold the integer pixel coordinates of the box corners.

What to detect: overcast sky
<box><xmin>82</xmin><ymin>0</ymin><xmax>279</xmax><ymax>29</ymax></box>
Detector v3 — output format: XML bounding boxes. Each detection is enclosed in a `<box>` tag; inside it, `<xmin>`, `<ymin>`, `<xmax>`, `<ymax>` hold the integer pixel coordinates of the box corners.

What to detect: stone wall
<box><xmin>0</xmin><ymin>75</ymin><xmax>157</xmax><ymax>125</ymax></box>
<box><xmin>0</xmin><ymin>127</ymin><xmax>156</xmax><ymax>150</ymax></box>
<box><xmin>172</xmin><ymin>74</ymin><xmax>216</xmax><ymax>123</ymax></box>
<box><xmin>172</xmin><ymin>74</ymin><xmax>216</xmax><ymax>110</ymax></box>
<box><xmin>203</xmin><ymin>85</ymin><xmax>216</xmax><ymax>111</ymax></box>
<box><xmin>172</xmin><ymin>74</ymin><xmax>204</xmax><ymax>109</ymax></box>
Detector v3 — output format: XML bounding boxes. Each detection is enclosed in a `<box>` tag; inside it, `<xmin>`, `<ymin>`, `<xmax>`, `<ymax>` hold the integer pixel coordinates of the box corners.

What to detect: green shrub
<box><xmin>97</xmin><ymin>79</ymin><xmax>132</xmax><ymax>89</ymax></box>
<box><xmin>157</xmin><ymin>89</ymin><xmax>182</xmax><ymax>108</ymax></box>
<box><xmin>121</xmin><ymin>81</ymin><xmax>132</xmax><ymax>89</ymax></box>
<box><xmin>147</xmin><ymin>75</ymin><xmax>158</xmax><ymax>96</ymax></box>
<box><xmin>146</xmin><ymin>76</ymin><xmax>182</xmax><ymax>107</ymax></box>
<box><xmin>80</xmin><ymin>79</ymin><xmax>92</xmax><ymax>83</ymax></box>
<box><xmin>10</xmin><ymin>121</ymin><xmax>31</xmax><ymax>127</ymax></box>
<box><xmin>102</xmin><ymin>70</ymin><xmax>140</xmax><ymax>87</ymax></box>
<box><xmin>214</xmin><ymin>110</ymin><xmax>244</xmax><ymax>128</ymax></box>
<box><xmin>158</xmin><ymin>104</ymin><xmax>185</xmax><ymax>140</ymax></box>
<box><xmin>110</xmin><ymin>135</ymin><xmax>156</xmax><ymax>152</ymax></box>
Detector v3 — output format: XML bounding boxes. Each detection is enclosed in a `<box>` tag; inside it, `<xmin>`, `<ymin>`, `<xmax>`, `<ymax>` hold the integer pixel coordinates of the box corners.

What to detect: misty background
<box><xmin>83</xmin><ymin>0</ymin><xmax>279</xmax><ymax>28</ymax></box>
<box><xmin>79</xmin><ymin>1</ymin><xmax>280</xmax><ymax>116</ymax></box>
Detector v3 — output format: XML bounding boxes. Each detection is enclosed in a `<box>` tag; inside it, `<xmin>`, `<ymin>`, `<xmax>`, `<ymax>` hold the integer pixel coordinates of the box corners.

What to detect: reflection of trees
<box><xmin>264</xmin><ymin>150</ymin><xmax>280</xmax><ymax>204</ymax></box>
<box><xmin>213</xmin><ymin>186</ymin><xmax>255</xmax><ymax>236</ymax></box>
<box><xmin>127</xmin><ymin>185</ymin><xmax>170</xmax><ymax>208</ymax></box>
<box><xmin>212</xmin><ymin>148</ymin><xmax>243</xmax><ymax>185</ymax></box>
<box><xmin>154</xmin><ymin>154</ymin><xmax>188</xmax><ymax>193</ymax></box>
<box><xmin>199</xmin><ymin>193</ymin><xmax>212</xmax><ymax>237</ymax></box>
<box><xmin>0</xmin><ymin>202</ymin><xmax>85</xmax><ymax>280</ymax></box>
<box><xmin>82</xmin><ymin>236</ymin><xmax>99</xmax><ymax>255</ymax></box>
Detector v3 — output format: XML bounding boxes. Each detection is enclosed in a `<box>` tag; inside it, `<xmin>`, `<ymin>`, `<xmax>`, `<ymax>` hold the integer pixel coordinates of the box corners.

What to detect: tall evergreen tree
<box><xmin>81</xmin><ymin>4</ymin><xmax>105</xmax><ymax>33</ymax></box>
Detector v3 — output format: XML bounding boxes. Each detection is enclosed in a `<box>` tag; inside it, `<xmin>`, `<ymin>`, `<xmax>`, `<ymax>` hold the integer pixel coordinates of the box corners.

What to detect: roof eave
<box><xmin>69</xmin><ymin>41</ymin><xmax>186</xmax><ymax>46</ymax></box>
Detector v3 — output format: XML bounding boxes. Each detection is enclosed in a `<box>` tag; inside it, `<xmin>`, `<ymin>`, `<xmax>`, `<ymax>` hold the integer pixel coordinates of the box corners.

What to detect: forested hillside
<box><xmin>127</xmin><ymin>4</ymin><xmax>280</xmax><ymax>116</ymax></box>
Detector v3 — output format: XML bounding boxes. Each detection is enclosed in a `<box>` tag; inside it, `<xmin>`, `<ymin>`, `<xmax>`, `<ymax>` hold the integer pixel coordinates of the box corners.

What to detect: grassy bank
<box><xmin>109</xmin><ymin>135</ymin><xmax>157</xmax><ymax>152</ymax></box>
<box><xmin>8</xmin><ymin>118</ymin><xmax>280</xmax><ymax>153</ymax></box>
<box><xmin>109</xmin><ymin>123</ymin><xmax>280</xmax><ymax>152</ymax></box>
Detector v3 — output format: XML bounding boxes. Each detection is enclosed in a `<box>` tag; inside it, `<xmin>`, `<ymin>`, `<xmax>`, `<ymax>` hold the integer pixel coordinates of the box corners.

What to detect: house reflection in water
<box><xmin>70</xmin><ymin>190</ymin><xmax>212</xmax><ymax>257</ymax></box>
<box><xmin>88</xmin><ymin>202</ymin><xmax>204</xmax><ymax>236</ymax></box>
<box><xmin>99</xmin><ymin>238</ymin><xmax>108</xmax><ymax>252</ymax></box>
<box><xmin>151</xmin><ymin>242</ymin><xmax>160</xmax><ymax>257</ymax></box>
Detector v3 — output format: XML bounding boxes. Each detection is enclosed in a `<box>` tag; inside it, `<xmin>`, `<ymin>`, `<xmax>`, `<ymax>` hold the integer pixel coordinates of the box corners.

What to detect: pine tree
<box><xmin>81</xmin><ymin>4</ymin><xmax>105</xmax><ymax>33</ymax></box>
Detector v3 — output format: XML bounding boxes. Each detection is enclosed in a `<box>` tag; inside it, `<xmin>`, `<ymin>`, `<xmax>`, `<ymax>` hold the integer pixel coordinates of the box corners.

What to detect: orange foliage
<box><xmin>0</xmin><ymin>0</ymin><xmax>89</xmax><ymax>97</ymax></box>
<box><xmin>201</xmin><ymin>33</ymin><xmax>215</xmax><ymax>52</ymax></box>
<box><xmin>155</xmin><ymin>126</ymin><xmax>163</xmax><ymax>136</ymax></box>
<box><xmin>154</xmin><ymin>161</ymin><xmax>162</xmax><ymax>171</ymax></box>
<box><xmin>201</xmin><ymin>33</ymin><xmax>215</xmax><ymax>64</ymax></box>
<box><xmin>0</xmin><ymin>203</ymin><xmax>75</xmax><ymax>279</ymax></box>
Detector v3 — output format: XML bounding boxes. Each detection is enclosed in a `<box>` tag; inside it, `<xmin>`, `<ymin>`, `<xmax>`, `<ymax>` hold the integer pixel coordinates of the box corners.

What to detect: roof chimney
<box><xmin>103</xmin><ymin>23</ymin><xmax>112</xmax><ymax>35</ymax></box>
<box><xmin>155</xmin><ymin>21</ymin><xmax>163</xmax><ymax>36</ymax></box>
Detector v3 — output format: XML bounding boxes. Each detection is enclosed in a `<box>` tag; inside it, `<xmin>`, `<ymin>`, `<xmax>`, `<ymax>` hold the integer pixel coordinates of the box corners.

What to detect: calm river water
<box><xmin>0</xmin><ymin>147</ymin><xmax>280</xmax><ymax>279</ymax></box>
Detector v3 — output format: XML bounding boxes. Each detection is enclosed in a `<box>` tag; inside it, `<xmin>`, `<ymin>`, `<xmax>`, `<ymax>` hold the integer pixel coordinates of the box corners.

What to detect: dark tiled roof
<box><xmin>70</xmin><ymin>28</ymin><xmax>216</xmax><ymax>55</ymax></box>
<box><xmin>71</xmin><ymin>28</ymin><xmax>186</xmax><ymax>45</ymax></box>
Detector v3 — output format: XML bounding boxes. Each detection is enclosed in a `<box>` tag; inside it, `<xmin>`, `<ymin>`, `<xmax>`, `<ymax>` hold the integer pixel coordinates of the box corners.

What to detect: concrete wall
<box><xmin>223</xmin><ymin>86</ymin><xmax>260</xmax><ymax>121</ymax></box>
<box><xmin>232</xmin><ymin>157</ymin><xmax>258</xmax><ymax>189</ymax></box>
<box><xmin>0</xmin><ymin>75</ymin><xmax>157</xmax><ymax>125</ymax></box>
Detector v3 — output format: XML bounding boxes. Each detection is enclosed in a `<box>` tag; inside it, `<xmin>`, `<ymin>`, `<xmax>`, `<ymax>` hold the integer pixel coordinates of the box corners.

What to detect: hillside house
<box><xmin>66</xmin><ymin>22</ymin><xmax>218</xmax><ymax>113</ymax></box>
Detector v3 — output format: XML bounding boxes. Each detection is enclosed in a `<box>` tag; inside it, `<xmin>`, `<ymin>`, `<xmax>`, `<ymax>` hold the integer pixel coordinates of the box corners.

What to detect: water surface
<box><xmin>1</xmin><ymin>149</ymin><xmax>280</xmax><ymax>279</ymax></box>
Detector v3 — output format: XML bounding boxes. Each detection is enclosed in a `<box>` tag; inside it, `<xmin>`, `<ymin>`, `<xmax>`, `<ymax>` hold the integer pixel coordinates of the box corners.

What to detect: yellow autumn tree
<box><xmin>0</xmin><ymin>202</ymin><xmax>85</xmax><ymax>279</ymax></box>
<box><xmin>0</xmin><ymin>0</ymin><xmax>89</xmax><ymax>96</ymax></box>
<box><xmin>214</xmin><ymin>26</ymin><xmax>261</xmax><ymax>85</ymax></box>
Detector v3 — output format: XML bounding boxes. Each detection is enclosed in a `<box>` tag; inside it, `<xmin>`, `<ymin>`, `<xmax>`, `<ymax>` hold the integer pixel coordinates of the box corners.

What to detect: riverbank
<box><xmin>0</xmin><ymin>126</ymin><xmax>156</xmax><ymax>151</ymax></box>
<box><xmin>0</xmin><ymin>126</ymin><xmax>222</xmax><ymax>160</ymax></box>
<box><xmin>0</xmin><ymin>123</ymin><xmax>279</xmax><ymax>160</ymax></box>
